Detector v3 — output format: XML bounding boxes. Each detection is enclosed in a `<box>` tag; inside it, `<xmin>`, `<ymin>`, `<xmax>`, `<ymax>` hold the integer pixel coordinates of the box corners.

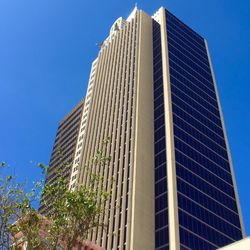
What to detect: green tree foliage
<box><xmin>0</xmin><ymin>162</ymin><xmax>46</xmax><ymax>249</ymax></box>
<box><xmin>0</xmin><ymin>139</ymin><xmax>111</xmax><ymax>249</ymax></box>
<box><xmin>0</xmin><ymin>162</ymin><xmax>23</xmax><ymax>249</ymax></box>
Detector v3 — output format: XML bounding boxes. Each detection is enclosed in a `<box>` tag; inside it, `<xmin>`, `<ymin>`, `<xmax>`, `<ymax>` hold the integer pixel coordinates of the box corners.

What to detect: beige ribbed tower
<box><xmin>70</xmin><ymin>8</ymin><xmax>155</xmax><ymax>250</ymax></box>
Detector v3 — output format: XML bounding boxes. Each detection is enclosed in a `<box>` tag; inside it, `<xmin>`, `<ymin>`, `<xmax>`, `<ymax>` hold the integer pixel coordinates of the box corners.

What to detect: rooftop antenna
<box><xmin>135</xmin><ymin>2</ymin><xmax>138</xmax><ymax>10</ymax></box>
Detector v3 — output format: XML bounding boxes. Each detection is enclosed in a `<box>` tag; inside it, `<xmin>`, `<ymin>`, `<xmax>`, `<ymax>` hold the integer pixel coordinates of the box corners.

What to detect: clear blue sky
<box><xmin>0</xmin><ymin>0</ymin><xmax>249</xmax><ymax>236</ymax></box>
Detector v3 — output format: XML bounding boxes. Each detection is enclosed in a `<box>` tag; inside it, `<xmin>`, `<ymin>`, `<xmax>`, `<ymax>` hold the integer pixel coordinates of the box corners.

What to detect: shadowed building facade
<box><xmin>42</xmin><ymin>6</ymin><xmax>245</xmax><ymax>250</ymax></box>
<box><xmin>39</xmin><ymin>99</ymin><xmax>84</xmax><ymax>215</ymax></box>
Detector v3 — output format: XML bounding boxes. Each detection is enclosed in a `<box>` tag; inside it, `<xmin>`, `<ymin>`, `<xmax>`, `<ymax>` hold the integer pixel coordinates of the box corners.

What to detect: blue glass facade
<box><xmin>166</xmin><ymin>10</ymin><xmax>243</xmax><ymax>249</ymax></box>
<box><xmin>153</xmin><ymin>20</ymin><xmax>169</xmax><ymax>250</ymax></box>
<box><xmin>152</xmin><ymin>9</ymin><xmax>243</xmax><ymax>250</ymax></box>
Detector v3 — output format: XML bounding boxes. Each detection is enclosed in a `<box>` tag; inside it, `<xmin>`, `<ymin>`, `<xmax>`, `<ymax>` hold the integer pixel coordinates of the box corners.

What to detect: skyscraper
<box><xmin>39</xmin><ymin>99</ymin><xmax>85</xmax><ymax>215</ymax></box>
<box><xmin>43</xmin><ymin>6</ymin><xmax>245</xmax><ymax>250</ymax></box>
<box><xmin>151</xmin><ymin>8</ymin><xmax>245</xmax><ymax>250</ymax></box>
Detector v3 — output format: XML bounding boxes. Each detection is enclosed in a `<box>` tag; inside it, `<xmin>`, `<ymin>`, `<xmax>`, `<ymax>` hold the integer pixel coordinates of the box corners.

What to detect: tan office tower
<box><xmin>39</xmin><ymin>99</ymin><xmax>84</xmax><ymax>216</ymax></box>
<box><xmin>69</xmin><ymin>7</ymin><xmax>155</xmax><ymax>250</ymax></box>
<box><xmin>49</xmin><ymin>6</ymin><xmax>244</xmax><ymax>250</ymax></box>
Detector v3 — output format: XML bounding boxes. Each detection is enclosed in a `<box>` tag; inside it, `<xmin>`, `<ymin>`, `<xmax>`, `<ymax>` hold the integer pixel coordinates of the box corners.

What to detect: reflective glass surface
<box><xmin>153</xmin><ymin>20</ymin><xmax>169</xmax><ymax>250</ymax></box>
<box><xmin>166</xmin><ymin>10</ymin><xmax>243</xmax><ymax>249</ymax></box>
